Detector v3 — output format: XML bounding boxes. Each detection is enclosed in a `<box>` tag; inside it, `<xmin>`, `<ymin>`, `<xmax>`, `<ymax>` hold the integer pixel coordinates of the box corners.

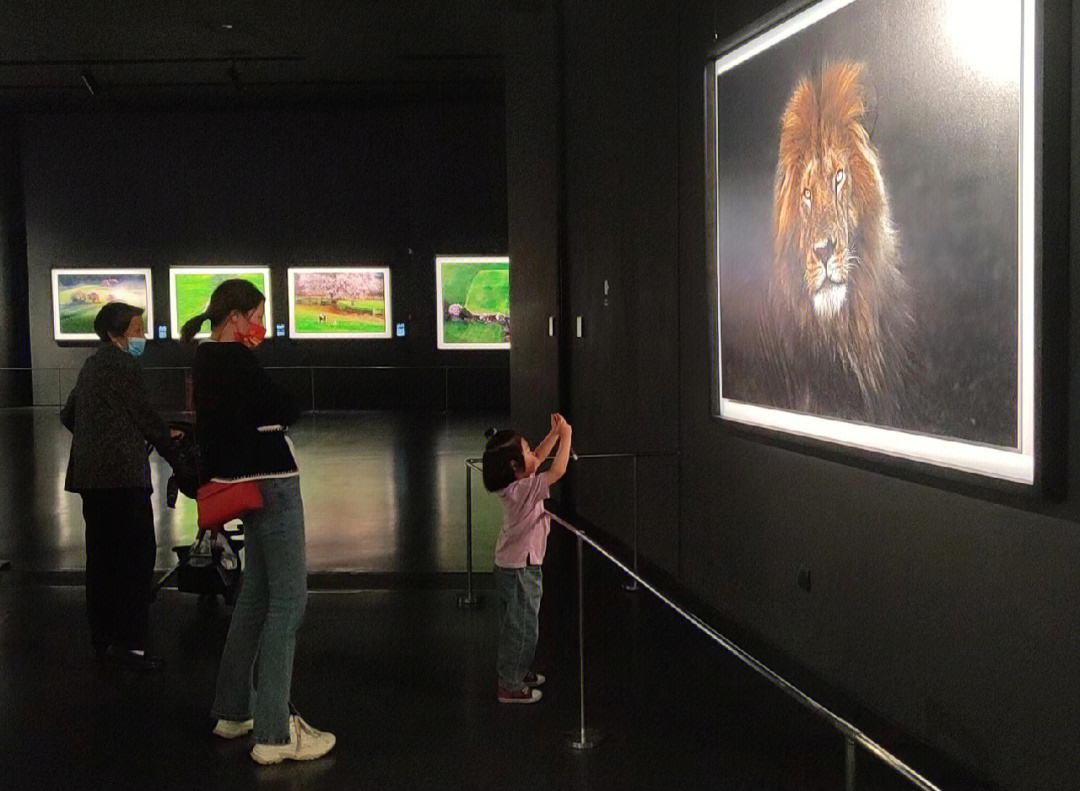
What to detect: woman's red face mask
<box><xmin>239</xmin><ymin>320</ymin><xmax>266</xmax><ymax>348</ymax></box>
<box><xmin>236</xmin><ymin>309</ymin><xmax>266</xmax><ymax>348</ymax></box>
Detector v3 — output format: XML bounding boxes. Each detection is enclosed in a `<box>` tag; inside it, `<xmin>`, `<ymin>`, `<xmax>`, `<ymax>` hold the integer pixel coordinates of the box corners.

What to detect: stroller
<box><xmin>152</xmin><ymin>422</ymin><xmax>245</xmax><ymax>606</ymax></box>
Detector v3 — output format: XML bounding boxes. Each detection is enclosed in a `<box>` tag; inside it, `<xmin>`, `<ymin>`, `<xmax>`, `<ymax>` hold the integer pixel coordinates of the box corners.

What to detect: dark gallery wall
<box><xmin>21</xmin><ymin>100</ymin><xmax>509</xmax><ymax>412</ymax></box>
<box><xmin>505</xmin><ymin>4</ymin><xmax>561</xmax><ymax>442</ymax></box>
<box><xmin>0</xmin><ymin>116</ymin><xmax>31</xmax><ymax>407</ymax></box>
<box><xmin>504</xmin><ymin>0</ymin><xmax>1080</xmax><ymax>789</ymax></box>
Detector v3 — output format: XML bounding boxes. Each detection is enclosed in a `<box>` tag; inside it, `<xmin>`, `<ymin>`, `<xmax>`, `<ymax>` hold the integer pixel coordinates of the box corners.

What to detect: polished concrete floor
<box><xmin>0</xmin><ymin>408</ymin><xmax>505</xmax><ymax>574</ymax></box>
<box><xmin>0</xmin><ymin>408</ymin><xmax>987</xmax><ymax>790</ymax></box>
<box><xmin>0</xmin><ymin>542</ymin><xmax>979</xmax><ymax>791</ymax></box>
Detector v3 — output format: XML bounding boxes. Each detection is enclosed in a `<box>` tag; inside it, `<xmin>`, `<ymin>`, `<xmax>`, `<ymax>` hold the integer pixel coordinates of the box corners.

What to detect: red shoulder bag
<box><xmin>196</xmin><ymin>479</ymin><xmax>263</xmax><ymax>530</ymax></box>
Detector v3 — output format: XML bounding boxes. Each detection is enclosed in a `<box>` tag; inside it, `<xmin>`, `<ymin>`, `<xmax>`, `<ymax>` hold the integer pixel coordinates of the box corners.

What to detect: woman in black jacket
<box><xmin>182</xmin><ymin>280</ymin><xmax>334</xmax><ymax>765</ymax></box>
<box><xmin>61</xmin><ymin>301</ymin><xmax>177</xmax><ymax>673</ymax></box>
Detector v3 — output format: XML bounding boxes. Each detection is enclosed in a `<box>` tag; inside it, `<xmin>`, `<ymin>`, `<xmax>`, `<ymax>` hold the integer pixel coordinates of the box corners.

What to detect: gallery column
<box><xmin>504</xmin><ymin>0</ymin><xmax>564</xmax><ymax>440</ymax></box>
<box><xmin>0</xmin><ymin>114</ymin><xmax>31</xmax><ymax>407</ymax></box>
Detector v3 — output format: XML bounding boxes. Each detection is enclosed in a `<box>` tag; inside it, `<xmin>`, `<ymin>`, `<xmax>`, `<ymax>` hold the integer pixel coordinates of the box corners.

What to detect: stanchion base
<box><xmin>456</xmin><ymin>593</ymin><xmax>483</xmax><ymax>610</ymax></box>
<box><xmin>567</xmin><ymin>729</ymin><xmax>604</xmax><ymax>750</ymax></box>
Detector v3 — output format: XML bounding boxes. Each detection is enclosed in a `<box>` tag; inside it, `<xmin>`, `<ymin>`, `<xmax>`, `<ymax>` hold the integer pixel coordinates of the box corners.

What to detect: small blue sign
<box><xmin>396</xmin><ymin>322</ymin><xmax>406</xmax><ymax>337</ymax></box>
<box><xmin>158</xmin><ymin>325</ymin><xmax>167</xmax><ymax>339</ymax></box>
<box><xmin>276</xmin><ymin>323</ymin><xmax>286</xmax><ymax>338</ymax></box>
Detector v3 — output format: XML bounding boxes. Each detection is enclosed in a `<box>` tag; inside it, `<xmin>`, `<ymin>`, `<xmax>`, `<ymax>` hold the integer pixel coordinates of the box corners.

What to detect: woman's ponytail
<box><xmin>180</xmin><ymin>311</ymin><xmax>210</xmax><ymax>343</ymax></box>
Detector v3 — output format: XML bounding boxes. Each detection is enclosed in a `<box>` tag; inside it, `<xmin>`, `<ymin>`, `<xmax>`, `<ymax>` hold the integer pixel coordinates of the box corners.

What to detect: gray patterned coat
<box><xmin>60</xmin><ymin>343</ymin><xmax>172</xmax><ymax>492</ymax></box>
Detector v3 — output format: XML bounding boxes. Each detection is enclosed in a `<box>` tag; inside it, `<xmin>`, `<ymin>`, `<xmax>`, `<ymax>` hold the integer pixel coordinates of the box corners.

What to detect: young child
<box><xmin>483</xmin><ymin>413</ymin><xmax>573</xmax><ymax>704</ymax></box>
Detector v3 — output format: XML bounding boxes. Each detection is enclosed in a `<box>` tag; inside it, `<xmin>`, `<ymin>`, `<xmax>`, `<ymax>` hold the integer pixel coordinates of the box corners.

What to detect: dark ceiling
<box><xmin>0</xmin><ymin>0</ymin><xmax>509</xmax><ymax>107</ymax></box>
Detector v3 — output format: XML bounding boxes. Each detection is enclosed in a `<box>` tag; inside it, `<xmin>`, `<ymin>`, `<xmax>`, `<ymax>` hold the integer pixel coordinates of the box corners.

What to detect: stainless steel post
<box><xmin>845</xmin><ymin>737</ymin><xmax>857</xmax><ymax>791</ymax></box>
<box><xmin>623</xmin><ymin>455</ymin><xmax>640</xmax><ymax>592</ymax></box>
<box><xmin>569</xmin><ymin>532</ymin><xmax>601</xmax><ymax>749</ymax></box>
<box><xmin>457</xmin><ymin>462</ymin><xmax>481</xmax><ymax>609</ymax></box>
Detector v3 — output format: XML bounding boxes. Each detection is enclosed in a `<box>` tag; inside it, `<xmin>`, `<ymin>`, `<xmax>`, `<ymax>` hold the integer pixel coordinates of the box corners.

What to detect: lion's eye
<box><xmin>835</xmin><ymin>169</ymin><xmax>845</xmax><ymax>188</ymax></box>
<box><xmin>802</xmin><ymin>188</ymin><xmax>812</xmax><ymax>204</ymax></box>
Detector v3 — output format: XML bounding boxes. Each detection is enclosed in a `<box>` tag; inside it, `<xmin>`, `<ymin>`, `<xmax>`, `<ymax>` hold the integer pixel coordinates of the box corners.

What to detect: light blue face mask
<box><xmin>126</xmin><ymin>337</ymin><xmax>146</xmax><ymax>357</ymax></box>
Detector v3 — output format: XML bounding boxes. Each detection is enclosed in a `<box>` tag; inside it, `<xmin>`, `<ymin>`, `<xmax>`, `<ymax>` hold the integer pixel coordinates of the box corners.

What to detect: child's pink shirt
<box><xmin>493</xmin><ymin>474</ymin><xmax>551</xmax><ymax>568</ymax></box>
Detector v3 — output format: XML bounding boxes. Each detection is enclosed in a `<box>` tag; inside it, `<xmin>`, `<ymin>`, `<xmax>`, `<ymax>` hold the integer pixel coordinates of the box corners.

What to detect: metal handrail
<box><xmin>545</xmin><ymin>509</ymin><xmax>943</xmax><ymax>791</ymax></box>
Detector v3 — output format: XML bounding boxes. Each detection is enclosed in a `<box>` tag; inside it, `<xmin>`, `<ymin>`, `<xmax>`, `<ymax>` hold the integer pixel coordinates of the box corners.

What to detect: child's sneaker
<box><xmin>498</xmin><ymin>684</ymin><xmax>542</xmax><ymax>704</ymax></box>
<box><xmin>213</xmin><ymin>718</ymin><xmax>254</xmax><ymax>739</ymax></box>
<box><xmin>250</xmin><ymin>715</ymin><xmax>336</xmax><ymax>764</ymax></box>
<box><xmin>523</xmin><ymin>672</ymin><xmax>545</xmax><ymax>688</ymax></box>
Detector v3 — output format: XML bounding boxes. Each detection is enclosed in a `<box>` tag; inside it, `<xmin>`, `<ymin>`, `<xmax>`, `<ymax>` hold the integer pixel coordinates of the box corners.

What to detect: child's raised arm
<box><xmin>532</xmin><ymin>413</ymin><xmax>560</xmax><ymax>462</ymax></box>
<box><xmin>541</xmin><ymin>415</ymin><xmax>572</xmax><ymax>488</ymax></box>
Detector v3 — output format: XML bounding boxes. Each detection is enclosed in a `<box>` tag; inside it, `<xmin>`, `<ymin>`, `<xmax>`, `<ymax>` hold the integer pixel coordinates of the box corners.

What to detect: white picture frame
<box><xmin>51</xmin><ymin>268</ymin><xmax>154</xmax><ymax>342</ymax></box>
<box><xmin>435</xmin><ymin>255</ymin><xmax>510</xmax><ymax>350</ymax></box>
<box><xmin>707</xmin><ymin>0</ymin><xmax>1036</xmax><ymax>483</ymax></box>
<box><xmin>287</xmin><ymin>267</ymin><xmax>392</xmax><ymax>340</ymax></box>
<box><xmin>169</xmin><ymin>266</ymin><xmax>273</xmax><ymax>340</ymax></box>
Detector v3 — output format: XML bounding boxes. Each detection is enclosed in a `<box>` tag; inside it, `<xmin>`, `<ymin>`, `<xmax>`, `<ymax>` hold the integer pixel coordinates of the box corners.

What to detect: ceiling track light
<box><xmin>80</xmin><ymin>68</ymin><xmax>98</xmax><ymax>96</ymax></box>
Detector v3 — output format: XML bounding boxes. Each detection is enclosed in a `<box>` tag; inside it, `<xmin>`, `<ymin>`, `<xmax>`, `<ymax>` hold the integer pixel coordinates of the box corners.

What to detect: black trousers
<box><xmin>81</xmin><ymin>488</ymin><xmax>157</xmax><ymax>652</ymax></box>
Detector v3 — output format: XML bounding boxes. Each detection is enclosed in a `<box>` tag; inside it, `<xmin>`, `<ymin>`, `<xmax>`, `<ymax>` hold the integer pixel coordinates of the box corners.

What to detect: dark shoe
<box><xmin>523</xmin><ymin>672</ymin><xmax>545</xmax><ymax>687</ymax></box>
<box><xmin>107</xmin><ymin>645</ymin><xmax>165</xmax><ymax>673</ymax></box>
<box><xmin>498</xmin><ymin>684</ymin><xmax>541</xmax><ymax>704</ymax></box>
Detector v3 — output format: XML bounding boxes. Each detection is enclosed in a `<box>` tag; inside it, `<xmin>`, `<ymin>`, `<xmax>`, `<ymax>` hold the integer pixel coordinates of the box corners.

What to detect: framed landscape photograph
<box><xmin>706</xmin><ymin>0</ymin><xmax>1038</xmax><ymax>483</ymax></box>
<box><xmin>435</xmin><ymin>255</ymin><xmax>510</xmax><ymax>350</ymax></box>
<box><xmin>51</xmin><ymin>269</ymin><xmax>154</xmax><ymax>342</ymax></box>
<box><xmin>170</xmin><ymin>267</ymin><xmax>272</xmax><ymax>339</ymax></box>
<box><xmin>287</xmin><ymin>267</ymin><xmax>392</xmax><ymax>339</ymax></box>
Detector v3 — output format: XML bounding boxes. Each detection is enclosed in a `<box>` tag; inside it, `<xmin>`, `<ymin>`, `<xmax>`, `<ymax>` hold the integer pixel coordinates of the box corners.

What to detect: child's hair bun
<box><xmin>483</xmin><ymin>427</ymin><xmax>497</xmax><ymax>440</ymax></box>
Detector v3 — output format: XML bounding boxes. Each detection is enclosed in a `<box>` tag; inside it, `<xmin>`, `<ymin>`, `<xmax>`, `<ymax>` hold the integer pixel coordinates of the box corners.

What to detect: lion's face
<box><xmin>774</xmin><ymin>62</ymin><xmax>885</xmax><ymax>323</ymax></box>
<box><xmin>796</xmin><ymin>155</ymin><xmax>855</xmax><ymax>319</ymax></box>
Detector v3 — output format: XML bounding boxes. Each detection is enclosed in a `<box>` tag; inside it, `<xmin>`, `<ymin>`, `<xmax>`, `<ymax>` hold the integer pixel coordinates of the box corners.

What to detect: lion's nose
<box><xmin>813</xmin><ymin>239</ymin><xmax>836</xmax><ymax>265</ymax></box>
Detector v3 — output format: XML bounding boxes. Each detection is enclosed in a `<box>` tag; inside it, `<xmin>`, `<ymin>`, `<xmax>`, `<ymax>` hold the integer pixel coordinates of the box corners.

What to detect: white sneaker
<box><xmin>213</xmin><ymin>718</ymin><xmax>254</xmax><ymax>739</ymax></box>
<box><xmin>250</xmin><ymin>716</ymin><xmax>336</xmax><ymax>765</ymax></box>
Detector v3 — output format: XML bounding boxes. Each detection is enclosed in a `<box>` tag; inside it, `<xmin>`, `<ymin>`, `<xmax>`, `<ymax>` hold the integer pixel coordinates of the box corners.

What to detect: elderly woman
<box><xmin>61</xmin><ymin>301</ymin><xmax>177</xmax><ymax>673</ymax></box>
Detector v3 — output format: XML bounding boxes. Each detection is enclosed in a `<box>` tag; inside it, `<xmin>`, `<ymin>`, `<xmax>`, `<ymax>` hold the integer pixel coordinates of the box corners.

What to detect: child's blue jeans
<box><xmin>494</xmin><ymin>564</ymin><xmax>542</xmax><ymax>690</ymax></box>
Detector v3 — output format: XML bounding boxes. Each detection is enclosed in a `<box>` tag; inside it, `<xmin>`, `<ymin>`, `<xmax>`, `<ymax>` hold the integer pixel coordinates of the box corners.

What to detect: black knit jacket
<box><xmin>192</xmin><ymin>342</ymin><xmax>301</xmax><ymax>483</ymax></box>
<box><xmin>60</xmin><ymin>343</ymin><xmax>172</xmax><ymax>492</ymax></box>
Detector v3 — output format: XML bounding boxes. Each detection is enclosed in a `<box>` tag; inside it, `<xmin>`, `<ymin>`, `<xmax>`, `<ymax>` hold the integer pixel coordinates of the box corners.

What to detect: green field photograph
<box><xmin>52</xmin><ymin>270</ymin><xmax>153</xmax><ymax>341</ymax></box>
<box><xmin>170</xmin><ymin>268</ymin><xmax>271</xmax><ymax>339</ymax></box>
<box><xmin>289</xmin><ymin>268</ymin><xmax>391</xmax><ymax>338</ymax></box>
<box><xmin>436</xmin><ymin>256</ymin><xmax>510</xmax><ymax>349</ymax></box>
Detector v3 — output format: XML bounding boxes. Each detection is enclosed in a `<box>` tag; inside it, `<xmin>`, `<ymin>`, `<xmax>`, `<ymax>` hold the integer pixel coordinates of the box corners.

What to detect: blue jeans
<box><xmin>211</xmin><ymin>477</ymin><xmax>307</xmax><ymax>744</ymax></box>
<box><xmin>495</xmin><ymin>565</ymin><xmax>542</xmax><ymax>690</ymax></box>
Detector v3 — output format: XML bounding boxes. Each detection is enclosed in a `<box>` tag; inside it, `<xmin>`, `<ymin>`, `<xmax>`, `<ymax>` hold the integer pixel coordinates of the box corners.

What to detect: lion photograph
<box><xmin>763</xmin><ymin>60</ymin><xmax>913</xmax><ymax>424</ymax></box>
<box><xmin>714</xmin><ymin>0</ymin><xmax>1022</xmax><ymax>449</ymax></box>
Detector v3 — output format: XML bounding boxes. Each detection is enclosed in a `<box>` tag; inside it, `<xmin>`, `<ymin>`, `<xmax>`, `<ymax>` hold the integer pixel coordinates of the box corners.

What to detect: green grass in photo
<box><xmin>440</xmin><ymin>261</ymin><xmax>509</xmax><ymax>307</ymax></box>
<box><xmin>444</xmin><ymin>320</ymin><xmax>506</xmax><ymax>344</ymax></box>
<box><xmin>174</xmin><ymin>272</ymin><xmax>267</xmax><ymax>329</ymax></box>
<box><xmin>58</xmin><ymin>302</ymin><xmax>102</xmax><ymax>334</ymax></box>
<box><xmin>440</xmin><ymin>262</ymin><xmax>483</xmax><ymax>306</ymax></box>
<box><xmin>464</xmin><ymin>269</ymin><xmax>510</xmax><ymax>315</ymax></box>
<box><xmin>293</xmin><ymin>301</ymin><xmax>386</xmax><ymax>334</ymax></box>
